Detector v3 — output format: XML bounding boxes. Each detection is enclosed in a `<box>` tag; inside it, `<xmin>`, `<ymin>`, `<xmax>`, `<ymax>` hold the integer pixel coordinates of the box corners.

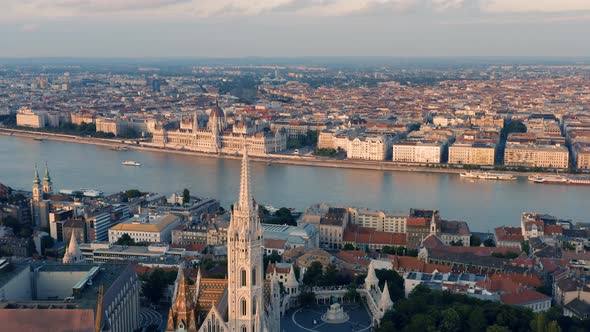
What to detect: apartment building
<box><xmin>448</xmin><ymin>142</ymin><xmax>496</xmax><ymax>165</ymax></box>
<box><xmin>346</xmin><ymin>135</ymin><xmax>389</xmax><ymax>161</ymax></box>
<box><xmin>572</xmin><ymin>143</ymin><xmax>590</xmax><ymax>169</ymax></box>
<box><xmin>347</xmin><ymin>208</ymin><xmax>408</xmax><ymax>233</ymax></box>
<box><xmin>392</xmin><ymin>140</ymin><xmax>445</xmax><ymax>164</ymax></box>
<box><xmin>16</xmin><ymin>108</ymin><xmax>45</xmax><ymax>128</ymax></box>
<box><xmin>504</xmin><ymin>144</ymin><xmax>569</xmax><ymax>169</ymax></box>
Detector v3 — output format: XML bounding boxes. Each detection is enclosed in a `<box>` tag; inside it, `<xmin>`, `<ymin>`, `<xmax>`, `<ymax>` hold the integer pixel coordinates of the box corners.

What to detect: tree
<box><xmin>483</xmin><ymin>238</ymin><xmax>496</xmax><ymax>247</ymax></box>
<box><xmin>546</xmin><ymin>321</ymin><xmax>561</xmax><ymax>332</ymax></box>
<box><xmin>532</xmin><ymin>313</ymin><xmax>546</xmax><ymax>332</ymax></box>
<box><xmin>468</xmin><ymin>307</ymin><xmax>487</xmax><ymax>332</ymax></box>
<box><xmin>141</xmin><ymin>269</ymin><xmax>168</xmax><ymax>303</ymax></box>
<box><xmin>522</xmin><ymin>240</ymin><xmax>530</xmax><ymax>255</ymax></box>
<box><xmin>470</xmin><ymin>235</ymin><xmax>482</xmax><ymax>247</ymax></box>
<box><xmin>298</xmin><ymin>291</ymin><xmax>315</xmax><ymax>307</ymax></box>
<box><xmin>115</xmin><ymin>233</ymin><xmax>136</xmax><ymax>246</ymax></box>
<box><xmin>302</xmin><ymin>261</ymin><xmax>323</xmax><ymax>287</ymax></box>
<box><xmin>440</xmin><ymin>308</ymin><xmax>461</xmax><ymax>332</ymax></box>
<box><xmin>343</xmin><ymin>243</ymin><xmax>356</xmax><ymax>251</ymax></box>
<box><xmin>274</xmin><ymin>208</ymin><xmax>296</xmax><ymax>226</ymax></box>
<box><xmin>40</xmin><ymin>235</ymin><xmax>55</xmax><ymax>255</ymax></box>
<box><xmin>322</xmin><ymin>264</ymin><xmax>339</xmax><ymax>286</ymax></box>
<box><xmin>375</xmin><ymin>269</ymin><xmax>404</xmax><ymax>301</ymax></box>
<box><xmin>487</xmin><ymin>325</ymin><xmax>511</xmax><ymax>332</ymax></box>
<box><xmin>125</xmin><ymin>189</ymin><xmax>142</xmax><ymax>199</ymax></box>
<box><xmin>182</xmin><ymin>188</ymin><xmax>190</xmax><ymax>204</ymax></box>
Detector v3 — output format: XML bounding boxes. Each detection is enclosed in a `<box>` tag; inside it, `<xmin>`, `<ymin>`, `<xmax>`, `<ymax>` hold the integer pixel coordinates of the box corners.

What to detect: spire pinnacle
<box><xmin>43</xmin><ymin>161</ymin><xmax>51</xmax><ymax>182</ymax></box>
<box><xmin>237</xmin><ymin>138</ymin><xmax>253</xmax><ymax>211</ymax></box>
<box><xmin>33</xmin><ymin>164</ymin><xmax>40</xmax><ymax>185</ymax></box>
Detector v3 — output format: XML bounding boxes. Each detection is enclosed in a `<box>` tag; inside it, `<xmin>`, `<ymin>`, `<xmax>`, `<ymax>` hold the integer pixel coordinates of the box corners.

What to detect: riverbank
<box><xmin>0</xmin><ymin>127</ymin><xmax>559</xmax><ymax>177</ymax></box>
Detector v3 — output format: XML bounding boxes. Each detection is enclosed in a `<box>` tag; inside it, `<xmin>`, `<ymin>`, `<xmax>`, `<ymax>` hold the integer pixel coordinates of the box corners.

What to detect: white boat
<box><xmin>122</xmin><ymin>161</ymin><xmax>141</xmax><ymax>166</ymax></box>
<box><xmin>528</xmin><ymin>174</ymin><xmax>590</xmax><ymax>185</ymax></box>
<box><xmin>459</xmin><ymin>171</ymin><xmax>516</xmax><ymax>181</ymax></box>
<box><xmin>79</xmin><ymin>188</ymin><xmax>103</xmax><ymax>197</ymax></box>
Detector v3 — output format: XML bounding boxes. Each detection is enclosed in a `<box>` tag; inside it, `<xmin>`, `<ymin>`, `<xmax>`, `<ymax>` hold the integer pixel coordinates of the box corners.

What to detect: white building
<box><xmin>346</xmin><ymin>135</ymin><xmax>390</xmax><ymax>161</ymax></box>
<box><xmin>108</xmin><ymin>213</ymin><xmax>181</xmax><ymax>244</ymax></box>
<box><xmin>392</xmin><ymin>140</ymin><xmax>446</xmax><ymax>163</ymax></box>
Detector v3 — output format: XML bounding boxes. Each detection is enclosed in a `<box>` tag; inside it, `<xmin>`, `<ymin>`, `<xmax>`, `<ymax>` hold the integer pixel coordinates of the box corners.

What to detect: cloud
<box><xmin>482</xmin><ymin>0</ymin><xmax>590</xmax><ymax>13</ymax></box>
<box><xmin>1</xmin><ymin>0</ymin><xmax>589</xmax><ymax>22</ymax></box>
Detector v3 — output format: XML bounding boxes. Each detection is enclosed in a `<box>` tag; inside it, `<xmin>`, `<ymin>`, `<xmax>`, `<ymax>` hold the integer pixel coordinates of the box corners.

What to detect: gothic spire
<box><xmin>237</xmin><ymin>139</ymin><xmax>253</xmax><ymax>212</ymax></box>
<box><xmin>33</xmin><ymin>164</ymin><xmax>40</xmax><ymax>185</ymax></box>
<box><xmin>43</xmin><ymin>162</ymin><xmax>51</xmax><ymax>183</ymax></box>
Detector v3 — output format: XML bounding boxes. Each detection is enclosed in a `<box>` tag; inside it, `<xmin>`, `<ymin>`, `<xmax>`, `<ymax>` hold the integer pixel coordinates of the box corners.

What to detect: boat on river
<box><xmin>122</xmin><ymin>161</ymin><xmax>141</xmax><ymax>166</ymax></box>
<box><xmin>459</xmin><ymin>171</ymin><xmax>516</xmax><ymax>181</ymax></box>
<box><xmin>528</xmin><ymin>174</ymin><xmax>590</xmax><ymax>185</ymax></box>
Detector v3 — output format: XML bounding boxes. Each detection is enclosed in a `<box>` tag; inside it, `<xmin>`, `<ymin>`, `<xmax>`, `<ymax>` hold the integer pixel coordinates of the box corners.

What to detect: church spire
<box><xmin>43</xmin><ymin>162</ymin><xmax>51</xmax><ymax>182</ymax></box>
<box><xmin>33</xmin><ymin>164</ymin><xmax>40</xmax><ymax>185</ymax></box>
<box><xmin>237</xmin><ymin>140</ymin><xmax>253</xmax><ymax>212</ymax></box>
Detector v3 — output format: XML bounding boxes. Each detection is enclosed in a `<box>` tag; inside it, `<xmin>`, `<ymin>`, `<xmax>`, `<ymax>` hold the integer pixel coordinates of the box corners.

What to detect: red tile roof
<box><xmin>264</xmin><ymin>239</ymin><xmax>287</xmax><ymax>249</ymax></box>
<box><xmin>0</xmin><ymin>309</ymin><xmax>94</xmax><ymax>332</ymax></box>
<box><xmin>500</xmin><ymin>289</ymin><xmax>550</xmax><ymax>305</ymax></box>
<box><xmin>407</xmin><ymin>217</ymin><xmax>428</xmax><ymax>227</ymax></box>
<box><xmin>495</xmin><ymin>226</ymin><xmax>525</xmax><ymax>242</ymax></box>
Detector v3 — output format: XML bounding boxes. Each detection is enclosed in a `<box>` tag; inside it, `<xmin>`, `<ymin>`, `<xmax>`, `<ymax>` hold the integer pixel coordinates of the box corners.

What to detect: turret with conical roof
<box><xmin>285</xmin><ymin>264</ymin><xmax>299</xmax><ymax>296</ymax></box>
<box><xmin>379</xmin><ymin>283</ymin><xmax>394</xmax><ymax>311</ymax></box>
<box><xmin>63</xmin><ymin>231</ymin><xmax>83</xmax><ymax>264</ymax></box>
<box><xmin>365</xmin><ymin>260</ymin><xmax>379</xmax><ymax>291</ymax></box>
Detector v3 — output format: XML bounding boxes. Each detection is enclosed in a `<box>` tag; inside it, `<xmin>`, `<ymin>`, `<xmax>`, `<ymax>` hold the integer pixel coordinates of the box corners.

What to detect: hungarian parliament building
<box><xmin>152</xmin><ymin>105</ymin><xmax>287</xmax><ymax>155</ymax></box>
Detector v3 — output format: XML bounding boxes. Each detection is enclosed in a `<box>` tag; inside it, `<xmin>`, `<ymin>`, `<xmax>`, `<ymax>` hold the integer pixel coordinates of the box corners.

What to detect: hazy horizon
<box><xmin>0</xmin><ymin>0</ymin><xmax>589</xmax><ymax>58</ymax></box>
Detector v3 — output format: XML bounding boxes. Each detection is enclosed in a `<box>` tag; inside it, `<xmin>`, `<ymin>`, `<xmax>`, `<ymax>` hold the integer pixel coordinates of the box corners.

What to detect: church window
<box><xmin>241</xmin><ymin>326</ymin><xmax>247</xmax><ymax>332</ymax></box>
<box><xmin>252</xmin><ymin>296</ymin><xmax>257</xmax><ymax>315</ymax></box>
<box><xmin>241</xmin><ymin>298</ymin><xmax>247</xmax><ymax>316</ymax></box>
<box><xmin>241</xmin><ymin>269</ymin><xmax>247</xmax><ymax>287</ymax></box>
<box><xmin>251</xmin><ymin>268</ymin><xmax>257</xmax><ymax>286</ymax></box>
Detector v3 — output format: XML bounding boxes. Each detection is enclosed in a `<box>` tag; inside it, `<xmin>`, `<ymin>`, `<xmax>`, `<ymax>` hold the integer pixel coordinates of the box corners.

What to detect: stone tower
<box><xmin>166</xmin><ymin>268</ymin><xmax>198</xmax><ymax>332</ymax></box>
<box><xmin>62</xmin><ymin>231</ymin><xmax>83</xmax><ymax>264</ymax></box>
<box><xmin>42</xmin><ymin>162</ymin><xmax>53</xmax><ymax>195</ymax></box>
<box><xmin>227</xmin><ymin>144</ymin><xmax>265</xmax><ymax>332</ymax></box>
<box><xmin>32</xmin><ymin>165</ymin><xmax>42</xmax><ymax>203</ymax></box>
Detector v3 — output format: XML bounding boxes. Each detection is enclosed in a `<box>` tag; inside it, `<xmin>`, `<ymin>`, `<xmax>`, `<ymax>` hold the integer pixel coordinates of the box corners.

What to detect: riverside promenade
<box><xmin>0</xmin><ymin>127</ymin><xmax>545</xmax><ymax>176</ymax></box>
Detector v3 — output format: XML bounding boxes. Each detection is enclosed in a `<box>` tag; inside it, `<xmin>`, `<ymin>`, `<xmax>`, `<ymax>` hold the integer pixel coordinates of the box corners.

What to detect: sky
<box><xmin>0</xmin><ymin>0</ymin><xmax>589</xmax><ymax>58</ymax></box>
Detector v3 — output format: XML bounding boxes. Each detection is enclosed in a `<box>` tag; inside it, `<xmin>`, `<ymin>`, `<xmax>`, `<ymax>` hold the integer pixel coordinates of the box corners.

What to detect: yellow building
<box><xmin>504</xmin><ymin>144</ymin><xmax>569</xmax><ymax>169</ymax></box>
<box><xmin>16</xmin><ymin>108</ymin><xmax>45</xmax><ymax>128</ymax></box>
<box><xmin>108</xmin><ymin>214</ymin><xmax>181</xmax><ymax>243</ymax></box>
<box><xmin>448</xmin><ymin>142</ymin><xmax>496</xmax><ymax>166</ymax></box>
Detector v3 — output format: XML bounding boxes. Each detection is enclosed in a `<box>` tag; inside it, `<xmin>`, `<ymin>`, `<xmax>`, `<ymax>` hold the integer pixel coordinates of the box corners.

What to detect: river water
<box><xmin>1</xmin><ymin>136</ymin><xmax>588</xmax><ymax>231</ymax></box>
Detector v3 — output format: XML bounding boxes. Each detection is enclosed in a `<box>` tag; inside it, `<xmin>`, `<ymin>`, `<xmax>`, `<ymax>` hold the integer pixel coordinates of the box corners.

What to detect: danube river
<box><xmin>1</xmin><ymin>136</ymin><xmax>588</xmax><ymax>231</ymax></box>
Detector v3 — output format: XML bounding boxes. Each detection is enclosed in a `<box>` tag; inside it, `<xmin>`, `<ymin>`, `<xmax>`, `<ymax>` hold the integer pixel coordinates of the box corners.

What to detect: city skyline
<box><xmin>1</xmin><ymin>0</ymin><xmax>590</xmax><ymax>57</ymax></box>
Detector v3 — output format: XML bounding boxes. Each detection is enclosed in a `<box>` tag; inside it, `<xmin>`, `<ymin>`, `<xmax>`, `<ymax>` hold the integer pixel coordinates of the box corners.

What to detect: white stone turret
<box><xmin>63</xmin><ymin>231</ymin><xmax>83</xmax><ymax>264</ymax></box>
<box><xmin>379</xmin><ymin>283</ymin><xmax>394</xmax><ymax>312</ymax></box>
<box><xmin>365</xmin><ymin>261</ymin><xmax>379</xmax><ymax>291</ymax></box>
<box><xmin>285</xmin><ymin>265</ymin><xmax>299</xmax><ymax>296</ymax></box>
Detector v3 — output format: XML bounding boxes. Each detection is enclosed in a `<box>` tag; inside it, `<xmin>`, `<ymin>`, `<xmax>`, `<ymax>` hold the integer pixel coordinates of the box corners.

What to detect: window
<box><xmin>252</xmin><ymin>297</ymin><xmax>257</xmax><ymax>315</ymax></box>
<box><xmin>241</xmin><ymin>298</ymin><xmax>247</xmax><ymax>316</ymax></box>
<box><xmin>241</xmin><ymin>269</ymin><xmax>247</xmax><ymax>287</ymax></box>
<box><xmin>251</xmin><ymin>268</ymin><xmax>257</xmax><ymax>286</ymax></box>
<box><xmin>241</xmin><ymin>325</ymin><xmax>247</xmax><ymax>332</ymax></box>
